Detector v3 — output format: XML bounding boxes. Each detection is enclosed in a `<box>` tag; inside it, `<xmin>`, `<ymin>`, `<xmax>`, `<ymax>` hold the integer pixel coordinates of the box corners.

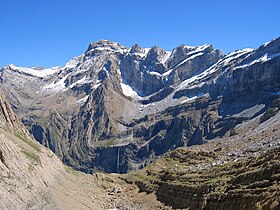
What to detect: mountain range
<box><xmin>0</xmin><ymin>37</ymin><xmax>280</xmax><ymax>209</ymax></box>
<box><xmin>1</xmin><ymin>37</ymin><xmax>280</xmax><ymax>173</ymax></box>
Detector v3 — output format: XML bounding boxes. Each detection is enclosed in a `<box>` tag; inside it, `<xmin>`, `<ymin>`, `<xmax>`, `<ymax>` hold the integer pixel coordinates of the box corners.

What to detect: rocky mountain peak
<box><xmin>87</xmin><ymin>40</ymin><xmax>128</xmax><ymax>53</ymax></box>
<box><xmin>256</xmin><ymin>37</ymin><xmax>280</xmax><ymax>57</ymax></box>
<box><xmin>145</xmin><ymin>46</ymin><xmax>168</xmax><ymax>63</ymax></box>
<box><xmin>130</xmin><ymin>44</ymin><xmax>144</xmax><ymax>54</ymax></box>
<box><xmin>0</xmin><ymin>92</ymin><xmax>24</xmax><ymax>131</ymax></box>
<box><xmin>167</xmin><ymin>44</ymin><xmax>220</xmax><ymax>69</ymax></box>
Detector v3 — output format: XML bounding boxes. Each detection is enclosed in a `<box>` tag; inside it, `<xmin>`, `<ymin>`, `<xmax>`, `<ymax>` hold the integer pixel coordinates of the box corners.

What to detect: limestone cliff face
<box><xmin>175</xmin><ymin>38</ymin><xmax>280</xmax><ymax>103</ymax></box>
<box><xmin>120</xmin><ymin>43</ymin><xmax>223</xmax><ymax>95</ymax></box>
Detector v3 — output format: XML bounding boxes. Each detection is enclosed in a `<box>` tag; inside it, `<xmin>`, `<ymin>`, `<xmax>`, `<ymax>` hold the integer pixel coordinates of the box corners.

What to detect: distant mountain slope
<box><xmin>0</xmin><ymin>37</ymin><xmax>280</xmax><ymax>173</ymax></box>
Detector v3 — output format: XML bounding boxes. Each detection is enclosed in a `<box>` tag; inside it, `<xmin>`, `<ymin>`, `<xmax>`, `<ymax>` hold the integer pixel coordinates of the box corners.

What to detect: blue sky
<box><xmin>0</xmin><ymin>0</ymin><xmax>279</xmax><ymax>68</ymax></box>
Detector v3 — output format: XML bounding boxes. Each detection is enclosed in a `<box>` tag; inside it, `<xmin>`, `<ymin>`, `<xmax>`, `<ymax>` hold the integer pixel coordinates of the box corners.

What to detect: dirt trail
<box><xmin>50</xmin><ymin>170</ymin><xmax>169</xmax><ymax>210</ymax></box>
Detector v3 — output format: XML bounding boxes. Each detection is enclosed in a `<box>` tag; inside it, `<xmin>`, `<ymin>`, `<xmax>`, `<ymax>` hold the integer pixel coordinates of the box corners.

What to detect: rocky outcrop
<box><xmin>0</xmin><ymin>91</ymin><xmax>65</xmax><ymax>209</ymax></box>
<box><xmin>155</xmin><ymin>148</ymin><xmax>280</xmax><ymax>210</ymax></box>
<box><xmin>0</xmin><ymin>92</ymin><xmax>22</xmax><ymax>131</ymax></box>
<box><xmin>260</xmin><ymin>96</ymin><xmax>280</xmax><ymax>122</ymax></box>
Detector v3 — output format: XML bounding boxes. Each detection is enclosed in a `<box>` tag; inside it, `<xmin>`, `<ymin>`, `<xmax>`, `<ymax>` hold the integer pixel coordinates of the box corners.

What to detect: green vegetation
<box><xmin>21</xmin><ymin>149</ymin><xmax>41</xmax><ymax>164</ymax></box>
<box><xmin>103</xmin><ymin>139</ymin><xmax>116</xmax><ymax>147</ymax></box>
<box><xmin>15</xmin><ymin>132</ymin><xmax>41</xmax><ymax>152</ymax></box>
<box><xmin>123</xmin><ymin>146</ymin><xmax>280</xmax><ymax>209</ymax></box>
<box><xmin>109</xmin><ymin>124</ymin><xmax>117</xmax><ymax>134</ymax></box>
<box><xmin>124</xmin><ymin>170</ymin><xmax>160</xmax><ymax>193</ymax></box>
<box><xmin>96</xmin><ymin>138</ymin><xmax>117</xmax><ymax>147</ymax></box>
<box><xmin>64</xmin><ymin>164</ymin><xmax>79</xmax><ymax>175</ymax></box>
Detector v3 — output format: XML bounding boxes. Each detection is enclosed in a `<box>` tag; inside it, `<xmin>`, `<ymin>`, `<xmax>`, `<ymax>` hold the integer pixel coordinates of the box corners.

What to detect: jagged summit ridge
<box><xmin>1</xmin><ymin>40</ymin><xmax>223</xmax><ymax>98</ymax></box>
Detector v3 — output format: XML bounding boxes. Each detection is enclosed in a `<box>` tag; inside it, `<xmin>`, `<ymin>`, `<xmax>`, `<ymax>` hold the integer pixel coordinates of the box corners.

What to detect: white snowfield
<box><xmin>41</xmin><ymin>73</ymin><xmax>98</xmax><ymax>94</ymax></box>
<box><xmin>237</xmin><ymin>52</ymin><xmax>280</xmax><ymax>69</ymax></box>
<box><xmin>77</xmin><ymin>95</ymin><xmax>89</xmax><ymax>104</ymax></box>
<box><xmin>120</xmin><ymin>82</ymin><xmax>141</xmax><ymax>98</ymax></box>
<box><xmin>67</xmin><ymin>76</ymin><xmax>93</xmax><ymax>90</ymax></box>
<box><xmin>8</xmin><ymin>64</ymin><xmax>60</xmax><ymax>78</ymax></box>
<box><xmin>41</xmin><ymin>73</ymin><xmax>70</xmax><ymax>93</ymax></box>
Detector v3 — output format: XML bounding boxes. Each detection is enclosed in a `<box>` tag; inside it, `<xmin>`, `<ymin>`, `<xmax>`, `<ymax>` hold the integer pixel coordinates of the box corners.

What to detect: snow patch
<box><xmin>77</xmin><ymin>95</ymin><xmax>89</xmax><ymax>105</ymax></box>
<box><xmin>121</xmin><ymin>83</ymin><xmax>140</xmax><ymax>98</ymax></box>
<box><xmin>160</xmin><ymin>51</ymin><xmax>171</xmax><ymax>64</ymax></box>
<box><xmin>162</xmin><ymin>69</ymin><xmax>173</xmax><ymax>77</ymax></box>
<box><xmin>187</xmin><ymin>44</ymin><xmax>210</xmax><ymax>55</ymax></box>
<box><xmin>180</xmin><ymin>96</ymin><xmax>198</xmax><ymax>104</ymax></box>
<box><xmin>180</xmin><ymin>93</ymin><xmax>207</xmax><ymax>104</ymax></box>
<box><xmin>139</xmin><ymin>103</ymin><xmax>156</xmax><ymax>112</ymax></box>
<box><xmin>42</xmin><ymin>74</ymin><xmax>70</xmax><ymax>93</ymax></box>
<box><xmin>237</xmin><ymin>52</ymin><xmax>280</xmax><ymax>69</ymax></box>
<box><xmin>148</xmin><ymin>71</ymin><xmax>162</xmax><ymax>77</ymax></box>
<box><xmin>146</xmin><ymin>45</ymin><xmax>210</xmax><ymax>79</ymax></box>
<box><xmin>92</xmin><ymin>83</ymin><xmax>101</xmax><ymax>90</ymax></box>
<box><xmin>8</xmin><ymin>64</ymin><xmax>60</xmax><ymax>78</ymax></box>
<box><xmin>262</xmin><ymin>38</ymin><xmax>276</xmax><ymax>47</ymax></box>
<box><xmin>90</xmin><ymin>46</ymin><xmax>128</xmax><ymax>54</ymax></box>
<box><xmin>182</xmin><ymin>44</ymin><xmax>210</xmax><ymax>53</ymax></box>
<box><xmin>183</xmin><ymin>45</ymin><xmax>196</xmax><ymax>50</ymax></box>
<box><xmin>169</xmin><ymin>44</ymin><xmax>211</xmax><ymax>71</ymax></box>
<box><xmin>88</xmin><ymin>42</ymin><xmax>128</xmax><ymax>54</ymax></box>
<box><xmin>140</xmin><ymin>103</ymin><xmax>155</xmax><ymax>109</ymax></box>
<box><xmin>133</xmin><ymin>48</ymin><xmax>150</xmax><ymax>58</ymax></box>
<box><xmin>67</xmin><ymin>76</ymin><xmax>93</xmax><ymax>90</ymax></box>
<box><xmin>222</xmin><ymin>48</ymin><xmax>254</xmax><ymax>65</ymax></box>
<box><xmin>174</xmin><ymin>52</ymin><xmax>204</xmax><ymax>69</ymax></box>
<box><xmin>117</xmin><ymin>68</ymin><xmax>121</xmax><ymax>75</ymax></box>
<box><xmin>102</xmin><ymin>66</ymin><xmax>110</xmax><ymax>77</ymax></box>
<box><xmin>263</xmin><ymin>41</ymin><xmax>271</xmax><ymax>47</ymax></box>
